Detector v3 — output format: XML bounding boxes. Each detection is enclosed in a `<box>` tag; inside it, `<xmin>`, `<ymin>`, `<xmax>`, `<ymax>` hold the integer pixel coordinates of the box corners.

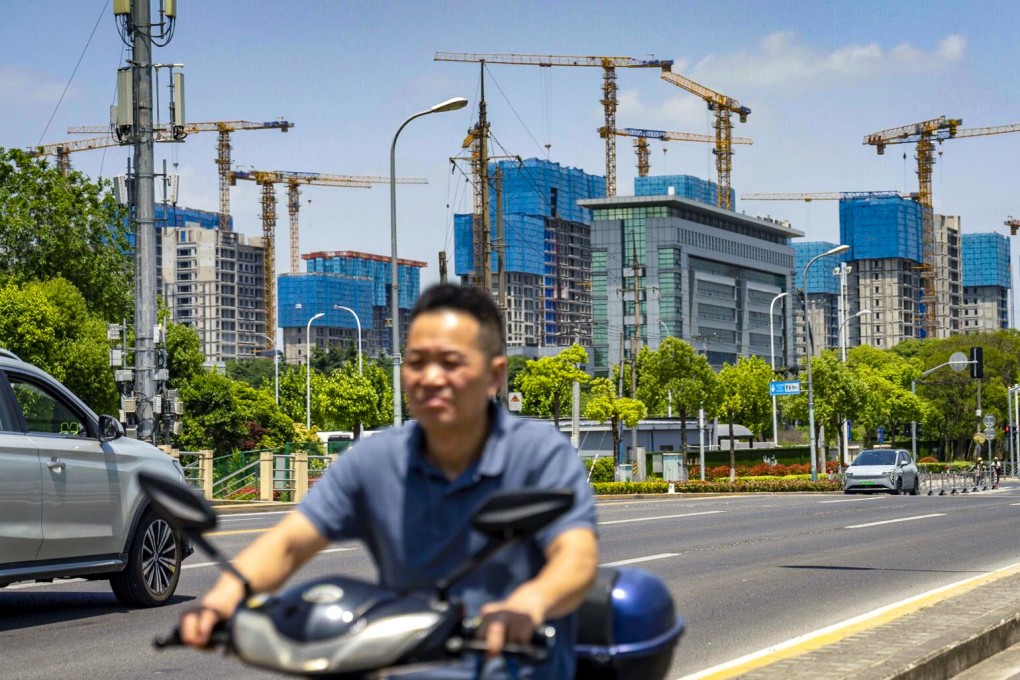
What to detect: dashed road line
<box><xmin>598</xmin><ymin>510</ymin><xmax>724</xmax><ymax>526</ymax></box>
<box><xmin>845</xmin><ymin>513</ymin><xmax>945</xmax><ymax>529</ymax></box>
<box><xmin>602</xmin><ymin>553</ymin><xmax>678</xmax><ymax>567</ymax></box>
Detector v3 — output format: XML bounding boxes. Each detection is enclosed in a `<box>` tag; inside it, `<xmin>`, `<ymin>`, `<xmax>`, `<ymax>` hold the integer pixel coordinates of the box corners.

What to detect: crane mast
<box><xmin>230</xmin><ymin>169</ymin><xmax>426</xmax><ymax>344</ymax></box>
<box><xmin>435</xmin><ymin>52</ymin><xmax>672</xmax><ymax>197</ymax></box>
<box><xmin>659</xmin><ymin>68</ymin><xmax>750</xmax><ymax>210</ymax></box>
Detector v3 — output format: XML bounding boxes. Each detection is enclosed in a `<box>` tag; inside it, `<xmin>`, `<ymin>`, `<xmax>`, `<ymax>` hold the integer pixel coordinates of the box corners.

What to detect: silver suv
<box><xmin>0</xmin><ymin>350</ymin><xmax>191</xmax><ymax>606</ymax></box>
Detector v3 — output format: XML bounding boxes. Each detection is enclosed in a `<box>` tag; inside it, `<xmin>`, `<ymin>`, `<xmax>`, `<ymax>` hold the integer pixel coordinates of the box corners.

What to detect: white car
<box><xmin>844</xmin><ymin>448</ymin><xmax>920</xmax><ymax>495</ymax></box>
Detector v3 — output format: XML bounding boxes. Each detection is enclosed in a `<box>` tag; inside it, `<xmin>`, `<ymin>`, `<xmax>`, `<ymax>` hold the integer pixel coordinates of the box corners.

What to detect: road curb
<box><xmin>890</xmin><ymin>612</ymin><xmax>1020</xmax><ymax>680</ymax></box>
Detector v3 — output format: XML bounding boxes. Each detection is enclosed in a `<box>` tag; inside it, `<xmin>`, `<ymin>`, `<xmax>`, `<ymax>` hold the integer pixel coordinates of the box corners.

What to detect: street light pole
<box><xmin>256</xmin><ymin>332</ymin><xmax>280</xmax><ymax>405</ymax></box>
<box><xmin>390</xmin><ymin>97</ymin><xmax>468</xmax><ymax>427</ymax></box>
<box><xmin>333</xmin><ymin>305</ymin><xmax>363</xmax><ymax>375</ymax></box>
<box><xmin>305</xmin><ymin>312</ymin><xmax>324</xmax><ymax>429</ymax></box>
<box><xmin>769</xmin><ymin>291</ymin><xmax>788</xmax><ymax>448</ymax></box>
<box><xmin>804</xmin><ymin>244</ymin><xmax>850</xmax><ymax>482</ymax></box>
<box><xmin>837</xmin><ymin>309</ymin><xmax>871</xmax><ymax>465</ymax></box>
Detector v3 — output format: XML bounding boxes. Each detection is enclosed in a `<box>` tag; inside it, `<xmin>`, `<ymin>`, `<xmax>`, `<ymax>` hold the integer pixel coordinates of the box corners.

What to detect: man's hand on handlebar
<box><xmin>476</xmin><ymin>588</ymin><xmax>548</xmax><ymax>658</ymax></box>
<box><xmin>179</xmin><ymin>579</ymin><xmax>245</xmax><ymax>649</ymax></box>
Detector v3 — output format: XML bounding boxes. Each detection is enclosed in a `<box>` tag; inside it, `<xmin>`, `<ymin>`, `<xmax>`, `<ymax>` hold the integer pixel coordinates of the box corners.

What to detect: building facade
<box><xmin>157</xmin><ymin>206</ymin><xmax>266</xmax><ymax>365</ymax></box>
<box><xmin>962</xmin><ymin>232</ymin><xmax>1011</xmax><ymax>332</ymax></box>
<box><xmin>934</xmin><ymin>215</ymin><xmax>963</xmax><ymax>337</ymax></box>
<box><xmin>580</xmin><ymin>194</ymin><xmax>801</xmax><ymax>375</ymax></box>
<box><xmin>454</xmin><ymin>158</ymin><xmax>603</xmax><ymax>349</ymax></box>
<box><xmin>792</xmin><ymin>242</ymin><xmax>844</xmax><ymax>358</ymax></box>
<box><xmin>278</xmin><ymin>251</ymin><xmax>425</xmax><ymax>363</ymax></box>
<box><xmin>634</xmin><ymin>174</ymin><xmax>735</xmax><ymax>211</ymax></box>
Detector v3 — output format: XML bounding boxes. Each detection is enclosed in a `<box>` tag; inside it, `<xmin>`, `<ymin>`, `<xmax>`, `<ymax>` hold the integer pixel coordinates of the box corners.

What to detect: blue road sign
<box><xmin>877</xmin><ymin>426</ymin><xmax>886</xmax><ymax>443</ymax></box>
<box><xmin>769</xmin><ymin>380</ymin><xmax>802</xmax><ymax>396</ymax></box>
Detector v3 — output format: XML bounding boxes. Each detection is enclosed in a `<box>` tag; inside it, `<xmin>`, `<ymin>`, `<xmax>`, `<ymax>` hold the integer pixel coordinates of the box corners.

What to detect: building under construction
<box><xmin>962</xmin><ymin>232</ymin><xmax>1011</xmax><ymax>332</ymax></box>
<box><xmin>279</xmin><ymin>250</ymin><xmax>426</xmax><ymax>363</ymax></box>
<box><xmin>635</xmin><ymin>174</ymin><xmax>735</xmax><ymax>210</ymax></box>
<box><xmin>454</xmin><ymin>158</ymin><xmax>604</xmax><ymax>349</ymax></box>
<box><xmin>157</xmin><ymin>205</ymin><xmax>267</xmax><ymax>366</ymax></box>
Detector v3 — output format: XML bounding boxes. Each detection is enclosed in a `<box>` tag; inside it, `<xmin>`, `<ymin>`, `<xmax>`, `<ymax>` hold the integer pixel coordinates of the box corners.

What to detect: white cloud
<box><xmin>0</xmin><ymin>66</ymin><xmax>78</xmax><ymax>107</ymax></box>
<box><xmin>617</xmin><ymin>88</ymin><xmax>716</xmax><ymax>131</ymax></box>
<box><xmin>685</xmin><ymin>32</ymin><xmax>967</xmax><ymax>92</ymax></box>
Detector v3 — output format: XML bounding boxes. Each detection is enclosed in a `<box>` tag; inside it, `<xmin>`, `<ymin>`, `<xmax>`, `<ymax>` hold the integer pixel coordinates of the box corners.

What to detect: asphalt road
<box><xmin>3</xmin><ymin>484</ymin><xmax>1020</xmax><ymax>680</ymax></box>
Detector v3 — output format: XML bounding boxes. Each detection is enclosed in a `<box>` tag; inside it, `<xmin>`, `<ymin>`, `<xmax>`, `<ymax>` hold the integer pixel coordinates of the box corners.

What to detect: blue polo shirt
<box><xmin>299</xmin><ymin>403</ymin><xmax>596</xmax><ymax>679</ymax></box>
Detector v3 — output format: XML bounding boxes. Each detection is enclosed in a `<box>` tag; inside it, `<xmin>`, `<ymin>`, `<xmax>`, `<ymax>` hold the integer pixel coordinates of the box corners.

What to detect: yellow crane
<box><xmin>69</xmin><ymin>120</ymin><xmax>294</xmax><ymax>230</ymax></box>
<box><xmin>615</xmin><ymin>127</ymin><xmax>753</xmax><ymax>177</ymax></box>
<box><xmin>863</xmin><ymin>117</ymin><xmax>1020</xmax><ymax>337</ymax></box>
<box><xmin>229</xmin><ymin>170</ymin><xmax>427</xmax><ymax>343</ymax></box>
<box><xmin>28</xmin><ymin>136</ymin><xmax>124</xmax><ymax>174</ymax></box>
<box><xmin>741</xmin><ymin>191</ymin><xmax>915</xmax><ymax>202</ymax></box>
<box><xmin>658</xmin><ymin>68</ymin><xmax>750</xmax><ymax>210</ymax></box>
<box><xmin>434</xmin><ymin>52</ymin><xmax>672</xmax><ymax>197</ymax></box>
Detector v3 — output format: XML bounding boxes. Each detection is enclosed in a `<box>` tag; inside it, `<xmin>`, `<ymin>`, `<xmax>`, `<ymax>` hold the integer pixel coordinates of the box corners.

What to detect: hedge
<box><xmin>592</xmin><ymin>478</ymin><xmax>842</xmax><ymax>495</ymax></box>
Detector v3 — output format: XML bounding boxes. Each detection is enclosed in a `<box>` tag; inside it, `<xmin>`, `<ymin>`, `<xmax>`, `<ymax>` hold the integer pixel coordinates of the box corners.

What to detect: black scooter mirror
<box><xmin>138</xmin><ymin>470</ymin><xmax>218</xmax><ymax>534</ymax></box>
<box><xmin>472</xmin><ymin>489</ymin><xmax>575</xmax><ymax>538</ymax></box>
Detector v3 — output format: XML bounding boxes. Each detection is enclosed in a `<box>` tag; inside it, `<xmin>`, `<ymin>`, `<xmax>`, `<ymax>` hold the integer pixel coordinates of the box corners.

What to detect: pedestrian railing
<box><xmin>919</xmin><ymin>466</ymin><xmax>1001</xmax><ymax>496</ymax></box>
<box><xmin>164</xmin><ymin>444</ymin><xmax>337</xmax><ymax>502</ymax></box>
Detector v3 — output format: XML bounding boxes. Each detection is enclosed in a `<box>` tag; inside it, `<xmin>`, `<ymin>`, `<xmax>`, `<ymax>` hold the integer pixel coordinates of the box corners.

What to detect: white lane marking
<box><xmin>598</xmin><ymin>510</ymin><xmax>724</xmax><ymax>526</ymax></box>
<box><xmin>676</xmin><ymin>558</ymin><xmax>1020</xmax><ymax>680</ymax></box>
<box><xmin>601</xmin><ymin>553</ymin><xmax>678</xmax><ymax>567</ymax></box>
<box><xmin>217</xmin><ymin>511</ymin><xmax>290</xmax><ymax>522</ymax></box>
<box><xmin>819</xmin><ymin>497</ymin><xmax>880</xmax><ymax>504</ymax></box>
<box><xmin>2</xmin><ymin>548</ymin><xmax>361</xmax><ymax>590</ymax></box>
<box><xmin>845</xmin><ymin>513</ymin><xmax>945</xmax><ymax>529</ymax></box>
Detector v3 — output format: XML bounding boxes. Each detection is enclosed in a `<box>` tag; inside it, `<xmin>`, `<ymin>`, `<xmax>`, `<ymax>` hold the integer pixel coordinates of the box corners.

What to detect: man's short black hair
<box><xmin>410</xmin><ymin>284</ymin><xmax>505</xmax><ymax>358</ymax></box>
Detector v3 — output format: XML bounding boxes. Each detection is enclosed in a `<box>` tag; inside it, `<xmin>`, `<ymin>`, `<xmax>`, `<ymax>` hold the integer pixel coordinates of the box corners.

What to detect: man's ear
<box><xmin>488</xmin><ymin>355</ymin><xmax>508</xmax><ymax>396</ymax></box>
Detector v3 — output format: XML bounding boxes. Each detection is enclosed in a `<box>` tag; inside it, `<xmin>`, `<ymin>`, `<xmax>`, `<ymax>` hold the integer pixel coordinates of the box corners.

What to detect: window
<box><xmin>8</xmin><ymin>376</ymin><xmax>89</xmax><ymax>437</ymax></box>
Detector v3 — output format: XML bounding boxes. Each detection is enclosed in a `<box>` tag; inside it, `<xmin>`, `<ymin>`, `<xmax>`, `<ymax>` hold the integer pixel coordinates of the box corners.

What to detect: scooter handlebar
<box><xmin>447</xmin><ymin>624</ymin><xmax>555</xmax><ymax>662</ymax></box>
<box><xmin>153</xmin><ymin>621</ymin><xmax>232</xmax><ymax>651</ymax></box>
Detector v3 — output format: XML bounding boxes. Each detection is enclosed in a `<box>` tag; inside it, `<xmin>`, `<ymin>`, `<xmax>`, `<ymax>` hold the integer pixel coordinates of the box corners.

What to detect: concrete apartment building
<box><xmin>792</xmin><ymin>241</ymin><xmax>844</xmax><ymax>358</ymax></box>
<box><xmin>580</xmin><ymin>191</ymin><xmax>802</xmax><ymax>375</ymax></box>
<box><xmin>962</xmin><ymin>232</ymin><xmax>1011</xmax><ymax>332</ymax></box>
<box><xmin>157</xmin><ymin>206</ymin><xmax>267</xmax><ymax>365</ymax></box>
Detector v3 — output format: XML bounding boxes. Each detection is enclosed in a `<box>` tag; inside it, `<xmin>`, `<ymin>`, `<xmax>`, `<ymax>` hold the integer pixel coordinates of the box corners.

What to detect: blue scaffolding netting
<box><xmin>634</xmin><ymin>174</ymin><xmax>735</xmax><ymax>210</ymax></box>
<box><xmin>839</xmin><ymin>194</ymin><xmax>921</xmax><ymax>263</ymax></box>
<box><xmin>962</xmin><ymin>233</ymin><xmax>1011</xmax><ymax>289</ymax></box>
<box><xmin>277</xmin><ymin>273</ymin><xmax>375</xmax><ymax>329</ymax></box>
<box><xmin>304</xmin><ymin>253</ymin><xmax>421</xmax><ymax>309</ymax></box>
<box><xmin>794</xmin><ymin>241</ymin><xmax>844</xmax><ymax>294</ymax></box>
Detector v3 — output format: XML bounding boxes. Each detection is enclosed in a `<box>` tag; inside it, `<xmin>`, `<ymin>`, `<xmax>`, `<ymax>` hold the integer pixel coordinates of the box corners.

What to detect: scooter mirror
<box><xmin>472</xmin><ymin>489</ymin><xmax>574</xmax><ymax>538</ymax></box>
<box><xmin>138</xmin><ymin>470</ymin><xmax>218</xmax><ymax>534</ymax></box>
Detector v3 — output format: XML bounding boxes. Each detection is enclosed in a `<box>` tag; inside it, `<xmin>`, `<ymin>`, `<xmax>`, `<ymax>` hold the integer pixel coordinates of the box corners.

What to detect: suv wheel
<box><xmin>110</xmin><ymin>509</ymin><xmax>182</xmax><ymax>607</ymax></box>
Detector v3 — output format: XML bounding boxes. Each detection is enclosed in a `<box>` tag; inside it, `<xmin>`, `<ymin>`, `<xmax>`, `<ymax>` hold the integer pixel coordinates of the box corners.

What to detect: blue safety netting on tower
<box><xmin>634</xmin><ymin>174</ymin><xmax>735</xmax><ymax>210</ymax></box>
<box><xmin>962</xmin><ymin>233</ymin><xmax>1011</xmax><ymax>289</ymax></box>
<box><xmin>839</xmin><ymin>194</ymin><xmax>921</xmax><ymax>263</ymax></box>
<box><xmin>277</xmin><ymin>273</ymin><xmax>374</xmax><ymax>329</ymax></box>
<box><xmin>304</xmin><ymin>252</ymin><xmax>422</xmax><ymax>309</ymax></box>
<box><xmin>794</xmin><ymin>242</ymin><xmax>844</xmax><ymax>294</ymax></box>
<box><xmin>454</xmin><ymin>158</ymin><xmax>604</xmax><ymax>277</ymax></box>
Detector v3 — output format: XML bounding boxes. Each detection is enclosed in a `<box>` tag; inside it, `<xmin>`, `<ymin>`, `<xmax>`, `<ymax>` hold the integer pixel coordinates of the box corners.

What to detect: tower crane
<box><xmin>28</xmin><ymin>136</ymin><xmax>124</xmax><ymax>175</ymax></box>
<box><xmin>435</xmin><ymin>52</ymin><xmax>672</xmax><ymax>197</ymax></box>
<box><xmin>741</xmin><ymin>191</ymin><xmax>915</xmax><ymax>202</ymax></box>
<box><xmin>229</xmin><ymin>170</ymin><xmax>427</xmax><ymax>344</ymax></box>
<box><xmin>658</xmin><ymin>68</ymin><xmax>750</xmax><ymax>211</ymax></box>
<box><xmin>1007</xmin><ymin>217</ymin><xmax>1020</xmax><ymax>236</ymax></box>
<box><xmin>863</xmin><ymin>117</ymin><xmax>1020</xmax><ymax>338</ymax></box>
<box><xmin>615</xmin><ymin>127</ymin><xmax>753</xmax><ymax>177</ymax></box>
<box><xmin>69</xmin><ymin>120</ymin><xmax>294</xmax><ymax>230</ymax></box>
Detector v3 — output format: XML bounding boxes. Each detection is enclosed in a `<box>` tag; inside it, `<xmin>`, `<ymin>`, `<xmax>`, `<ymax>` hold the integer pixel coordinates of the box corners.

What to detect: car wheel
<box><xmin>110</xmin><ymin>509</ymin><xmax>182</xmax><ymax>607</ymax></box>
<box><xmin>889</xmin><ymin>478</ymin><xmax>903</xmax><ymax>495</ymax></box>
<box><xmin>909</xmin><ymin>476</ymin><xmax>920</xmax><ymax>496</ymax></box>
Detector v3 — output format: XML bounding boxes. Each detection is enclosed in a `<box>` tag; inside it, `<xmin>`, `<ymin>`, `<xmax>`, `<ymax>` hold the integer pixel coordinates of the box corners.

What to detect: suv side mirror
<box><xmin>99</xmin><ymin>415</ymin><xmax>125</xmax><ymax>442</ymax></box>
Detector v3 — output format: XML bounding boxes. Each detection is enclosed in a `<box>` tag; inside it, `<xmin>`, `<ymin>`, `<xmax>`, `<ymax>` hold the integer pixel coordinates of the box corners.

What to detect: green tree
<box><xmin>583</xmin><ymin>377</ymin><xmax>646</xmax><ymax>470</ymax></box>
<box><xmin>636</xmin><ymin>338</ymin><xmax>717</xmax><ymax>454</ymax></box>
<box><xmin>178</xmin><ymin>372</ymin><xmax>246</xmax><ymax>453</ymax></box>
<box><xmin>0</xmin><ymin>148</ymin><xmax>132</xmax><ymax>320</ymax></box>
<box><xmin>277</xmin><ymin>363</ymin><xmax>328</xmax><ymax>428</ymax></box>
<box><xmin>320</xmin><ymin>364</ymin><xmax>381</xmax><ymax>435</ymax></box>
<box><xmin>163</xmin><ymin>319</ymin><xmax>205</xmax><ymax>388</ymax></box>
<box><xmin>715</xmin><ymin>356</ymin><xmax>774</xmax><ymax>479</ymax></box>
<box><xmin>231</xmin><ymin>381</ymin><xmax>296</xmax><ymax>450</ymax></box>
<box><xmin>514</xmin><ymin>345</ymin><xmax>590</xmax><ymax>427</ymax></box>
<box><xmin>226</xmin><ymin>357</ymin><xmax>277</xmax><ymax>390</ymax></box>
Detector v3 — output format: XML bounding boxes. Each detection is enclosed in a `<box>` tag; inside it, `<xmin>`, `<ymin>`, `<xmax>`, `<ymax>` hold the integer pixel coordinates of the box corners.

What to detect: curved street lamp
<box><xmin>255</xmin><ymin>331</ymin><xmax>280</xmax><ymax>405</ymax></box>
<box><xmin>803</xmin><ymin>244</ymin><xmax>850</xmax><ymax>481</ymax></box>
<box><xmin>837</xmin><ymin>309</ymin><xmax>871</xmax><ymax>465</ymax></box>
<box><xmin>305</xmin><ymin>312</ymin><xmax>325</xmax><ymax>429</ymax></box>
<box><xmin>769</xmin><ymin>292</ymin><xmax>788</xmax><ymax>448</ymax></box>
<box><xmin>390</xmin><ymin>96</ymin><xmax>469</xmax><ymax>427</ymax></box>
<box><xmin>333</xmin><ymin>305</ymin><xmax>363</xmax><ymax>375</ymax></box>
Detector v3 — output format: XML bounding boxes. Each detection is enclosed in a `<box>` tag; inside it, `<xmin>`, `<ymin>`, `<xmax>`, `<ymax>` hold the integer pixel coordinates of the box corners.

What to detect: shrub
<box><xmin>583</xmin><ymin>457</ymin><xmax>616</xmax><ymax>483</ymax></box>
<box><xmin>591</xmin><ymin>477</ymin><xmax>842</xmax><ymax>495</ymax></box>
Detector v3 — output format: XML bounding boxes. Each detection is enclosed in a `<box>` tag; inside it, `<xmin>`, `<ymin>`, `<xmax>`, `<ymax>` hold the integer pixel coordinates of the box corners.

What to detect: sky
<box><xmin>3</xmin><ymin>0</ymin><xmax>1020</xmax><ymax>302</ymax></box>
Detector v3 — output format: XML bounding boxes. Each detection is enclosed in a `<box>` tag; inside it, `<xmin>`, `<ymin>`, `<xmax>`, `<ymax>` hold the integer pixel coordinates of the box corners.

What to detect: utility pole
<box><xmin>495</xmin><ymin>166</ymin><xmax>508</xmax><ymax>403</ymax></box>
<box><xmin>438</xmin><ymin>250</ymin><xmax>447</xmax><ymax>284</ymax></box>
<box><xmin>630</xmin><ymin>242</ymin><xmax>645</xmax><ymax>480</ymax></box>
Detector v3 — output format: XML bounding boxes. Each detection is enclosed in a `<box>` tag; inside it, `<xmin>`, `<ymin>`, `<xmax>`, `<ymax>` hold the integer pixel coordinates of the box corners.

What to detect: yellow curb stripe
<box><xmin>682</xmin><ymin>560</ymin><xmax>1020</xmax><ymax>679</ymax></box>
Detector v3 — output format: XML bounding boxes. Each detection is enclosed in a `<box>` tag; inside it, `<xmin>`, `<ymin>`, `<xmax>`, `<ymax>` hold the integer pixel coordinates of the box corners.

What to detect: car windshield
<box><xmin>852</xmin><ymin>450</ymin><xmax>897</xmax><ymax>466</ymax></box>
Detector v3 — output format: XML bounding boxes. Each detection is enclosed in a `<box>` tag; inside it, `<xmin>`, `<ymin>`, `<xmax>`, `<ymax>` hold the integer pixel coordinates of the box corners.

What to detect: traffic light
<box><xmin>970</xmin><ymin>346</ymin><xmax>984</xmax><ymax>379</ymax></box>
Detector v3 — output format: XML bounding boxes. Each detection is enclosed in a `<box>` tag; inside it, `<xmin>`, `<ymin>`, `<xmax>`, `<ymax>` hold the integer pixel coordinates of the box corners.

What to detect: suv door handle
<box><xmin>46</xmin><ymin>459</ymin><xmax>65</xmax><ymax>472</ymax></box>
